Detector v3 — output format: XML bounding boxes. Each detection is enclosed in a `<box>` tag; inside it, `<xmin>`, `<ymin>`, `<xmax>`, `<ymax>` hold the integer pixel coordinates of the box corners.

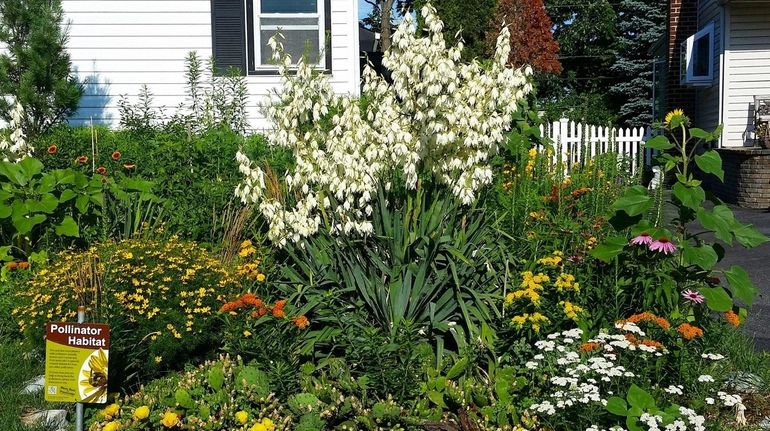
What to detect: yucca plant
<box><xmin>279</xmin><ymin>185</ymin><xmax>501</xmax><ymax>361</ymax></box>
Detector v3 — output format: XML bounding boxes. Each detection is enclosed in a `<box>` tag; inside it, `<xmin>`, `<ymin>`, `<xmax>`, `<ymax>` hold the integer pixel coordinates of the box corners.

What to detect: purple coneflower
<box><xmin>630</xmin><ymin>232</ymin><xmax>653</xmax><ymax>246</ymax></box>
<box><xmin>649</xmin><ymin>237</ymin><xmax>677</xmax><ymax>254</ymax></box>
<box><xmin>682</xmin><ymin>289</ymin><xmax>705</xmax><ymax>304</ymax></box>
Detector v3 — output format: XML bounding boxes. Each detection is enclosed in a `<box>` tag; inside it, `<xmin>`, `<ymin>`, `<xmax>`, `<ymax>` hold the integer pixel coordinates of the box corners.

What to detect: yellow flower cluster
<box><xmin>559</xmin><ymin>300</ymin><xmax>584</xmax><ymax>321</ymax></box>
<box><xmin>537</xmin><ymin>250</ymin><xmax>563</xmax><ymax>267</ymax></box>
<box><xmin>555</xmin><ymin>273</ymin><xmax>580</xmax><ymax>292</ymax></box>
<box><xmin>525</xmin><ymin>147</ymin><xmax>537</xmax><ymax>174</ymax></box>
<box><xmin>504</xmin><ymin>251</ymin><xmax>588</xmax><ymax>333</ymax></box>
<box><xmin>510</xmin><ymin>312</ymin><xmax>549</xmax><ymax>332</ymax></box>
<box><xmin>13</xmin><ymin>236</ymin><xmax>241</xmax><ymax>345</ymax></box>
<box><xmin>235</xmin><ymin>240</ymin><xmax>267</xmax><ymax>282</ymax></box>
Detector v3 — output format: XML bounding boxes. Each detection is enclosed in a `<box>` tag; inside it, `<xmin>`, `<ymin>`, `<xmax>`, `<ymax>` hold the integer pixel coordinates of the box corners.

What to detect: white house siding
<box><xmin>722</xmin><ymin>4</ymin><xmax>770</xmax><ymax>147</ymax></box>
<box><xmin>2</xmin><ymin>0</ymin><xmax>360</xmax><ymax>130</ymax></box>
<box><xmin>695</xmin><ymin>0</ymin><xmax>722</xmax><ymax>134</ymax></box>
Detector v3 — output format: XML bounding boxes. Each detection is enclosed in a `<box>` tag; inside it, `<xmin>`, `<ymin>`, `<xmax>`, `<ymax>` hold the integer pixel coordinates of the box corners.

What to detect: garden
<box><xmin>3</xmin><ymin>4</ymin><xmax>770</xmax><ymax>431</ymax></box>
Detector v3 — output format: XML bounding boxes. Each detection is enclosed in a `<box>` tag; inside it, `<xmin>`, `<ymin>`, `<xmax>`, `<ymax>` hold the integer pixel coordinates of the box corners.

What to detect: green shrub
<box><xmin>13</xmin><ymin>236</ymin><xmax>243</xmax><ymax>387</ymax></box>
<box><xmin>35</xmin><ymin>126</ymin><xmax>291</xmax><ymax>242</ymax></box>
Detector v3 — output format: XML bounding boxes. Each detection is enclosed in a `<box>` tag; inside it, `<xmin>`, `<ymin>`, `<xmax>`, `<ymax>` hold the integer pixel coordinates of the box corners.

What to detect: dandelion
<box><xmin>630</xmin><ymin>232</ymin><xmax>653</xmax><ymax>246</ymax></box>
<box><xmin>681</xmin><ymin>289</ymin><xmax>705</xmax><ymax>304</ymax></box>
<box><xmin>649</xmin><ymin>237</ymin><xmax>676</xmax><ymax>254</ymax></box>
<box><xmin>47</xmin><ymin>145</ymin><xmax>58</xmax><ymax>154</ymax></box>
<box><xmin>111</xmin><ymin>151</ymin><xmax>122</xmax><ymax>160</ymax></box>
<box><xmin>724</xmin><ymin>310</ymin><xmax>741</xmax><ymax>327</ymax></box>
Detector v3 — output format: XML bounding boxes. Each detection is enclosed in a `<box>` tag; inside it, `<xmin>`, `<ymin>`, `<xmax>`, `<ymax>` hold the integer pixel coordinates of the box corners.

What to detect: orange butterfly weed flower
<box><xmin>677</xmin><ymin>323</ymin><xmax>704</xmax><ymax>340</ymax></box>
<box><xmin>579</xmin><ymin>342</ymin><xmax>601</xmax><ymax>353</ymax></box>
<box><xmin>240</xmin><ymin>293</ymin><xmax>262</xmax><ymax>307</ymax></box>
<box><xmin>292</xmin><ymin>315</ymin><xmax>310</xmax><ymax>329</ymax></box>
<box><xmin>257</xmin><ymin>307</ymin><xmax>268</xmax><ymax>316</ymax></box>
<box><xmin>220</xmin><ymin>299</ymin><xmax>244</xmax><ymax>313</ymax></box>
<box><xmin>724</xmin><ymin>310</ymin><xmax>741</xmax><ymax>327</ymax></box>
<box><xmin>17</xmin><ymin>261</ymin><xmax>30</xmax><ymax>270</ymax></box>
<box><xmin>622</xmin><ymin>312</ymin><xmax>671</xmax><ymax>331</ymax></box>
<box><xmin>271</xmin><ymin>299</ymin><xmax>287</xmax><ymax>318</ymax></box>
<box><xmin>6</xmin><ymin>261</ymin><xmax>18</xmax><ymax>270</ymax></box>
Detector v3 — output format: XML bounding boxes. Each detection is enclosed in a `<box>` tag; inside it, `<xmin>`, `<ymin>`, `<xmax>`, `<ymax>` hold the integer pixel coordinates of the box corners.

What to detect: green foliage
<box><xmin>0</xmin><ymin>157</ymin><xmax>103</xmax><ymax>256</ymax></box>
<box><xmin>0</xmin><ymin>0</ymin><xmax>82</xmax><ymax>137</ymax></box>
<box><xmin>412</xmin><ymin>0</ymin><xmax>497</xmax><ymax>60</ymax></box>
<box><xmin>13</xmin><ymin>237</ymin><xmax>243</xmax><ymax>387</ymax></box>
<box><xmin>35</xmin><ymin>125</ymin><xmax>291</xmax><ymax>242</ymax></box>
<box><xmin>592</xmin><ymin>112</ymin><xmax>769</xmax><ymax>318</ymax></box>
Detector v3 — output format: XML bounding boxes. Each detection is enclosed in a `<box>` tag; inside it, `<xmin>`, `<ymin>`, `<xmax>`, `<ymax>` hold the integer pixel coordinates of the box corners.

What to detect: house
<box><xmin>657</xmin><ymin>0</ymin><xmax>770</xmax><ymax>208</ymax></box>
<box><xmin>0</xmin><ymin>0</ymin><xmax>362</xmax><ymax>130</ymax></box>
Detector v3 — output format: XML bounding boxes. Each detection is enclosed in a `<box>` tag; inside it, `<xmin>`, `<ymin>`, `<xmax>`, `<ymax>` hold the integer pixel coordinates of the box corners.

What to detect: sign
<box><xmin>45</xmin><ymin>322</ymin><xmax>110</xmax><ymax>403</ymax></box>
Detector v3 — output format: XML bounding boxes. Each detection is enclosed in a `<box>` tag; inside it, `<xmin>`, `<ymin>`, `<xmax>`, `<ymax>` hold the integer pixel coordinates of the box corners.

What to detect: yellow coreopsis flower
<box><xmin>133</xmin><ymin>406</ymin><xmax>150</xmax><ymax>420</ymax></box>
<box><xmin>160</xmin><ymin>411</ymin><xmax>180</xmax><ymax>428</ymax></box>
<box><xmin>235</xmin><ymin>411</ymin><xmax>249</xmax><ymax>425</ymax></box>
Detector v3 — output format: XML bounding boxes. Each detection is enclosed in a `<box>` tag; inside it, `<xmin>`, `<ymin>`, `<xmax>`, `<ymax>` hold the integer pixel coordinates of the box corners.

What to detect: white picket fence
<box><xmin>539</xmin><ymin>119</ymin><xmax>654</xmax><ymax>176</ymax></box>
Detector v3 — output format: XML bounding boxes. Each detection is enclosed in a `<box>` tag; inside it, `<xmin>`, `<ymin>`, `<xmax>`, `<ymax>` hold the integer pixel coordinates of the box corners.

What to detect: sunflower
<box><xmin>79</xmin><ymin>348</ymin><xmax>109</xmax><ymax>402</ymax></box>
<box><xmin>664</xmin><ymin>109</ymin><xmax>685</xmax><ymax>127</ymax></box>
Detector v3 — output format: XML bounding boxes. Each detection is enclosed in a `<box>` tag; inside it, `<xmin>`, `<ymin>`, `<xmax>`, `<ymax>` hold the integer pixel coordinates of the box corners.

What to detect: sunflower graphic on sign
<box><xmin>79</xmin><ymin>348</ymin><xmax>108</xmax><ymax>403</ymax></box>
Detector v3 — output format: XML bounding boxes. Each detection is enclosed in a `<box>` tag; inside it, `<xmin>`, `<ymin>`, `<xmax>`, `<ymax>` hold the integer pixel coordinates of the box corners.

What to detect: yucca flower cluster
<box><xmin>0</xmin><ymin>101</ymin><xmax>32</xmax><ymax>162</ymax></box>
<box><xmin>235</xmin><ymin>3</ymin><xmax>532</xmax><ymax>246</ymax></box>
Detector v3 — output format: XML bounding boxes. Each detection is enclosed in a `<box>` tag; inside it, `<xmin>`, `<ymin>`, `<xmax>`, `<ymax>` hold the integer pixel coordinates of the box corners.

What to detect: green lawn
<box><xmin>0</xmin><ymin>341</ymin><xmax>59</xmax><ymax>431</ymax></box>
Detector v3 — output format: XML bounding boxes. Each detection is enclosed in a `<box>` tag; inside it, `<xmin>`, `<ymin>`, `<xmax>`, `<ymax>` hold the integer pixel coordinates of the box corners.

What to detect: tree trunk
<box><xmin>380</xmin><ymin>0</ymin><xmax>394</xmax><ymax>52</ymax></box>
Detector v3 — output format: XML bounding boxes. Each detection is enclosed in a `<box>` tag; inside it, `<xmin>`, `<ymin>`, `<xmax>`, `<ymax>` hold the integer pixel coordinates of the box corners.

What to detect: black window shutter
<box><xmin>211</xmin><ymin>0</ymin><xmax>246</xmax><ymax>75</ymax></box>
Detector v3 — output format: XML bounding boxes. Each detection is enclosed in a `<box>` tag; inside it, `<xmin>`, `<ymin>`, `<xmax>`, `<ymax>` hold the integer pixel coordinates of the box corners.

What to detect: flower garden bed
<box><xmin>2</xmin><ymin>5</ymin><xmax>770</xmax><ymax>431</ymax></box>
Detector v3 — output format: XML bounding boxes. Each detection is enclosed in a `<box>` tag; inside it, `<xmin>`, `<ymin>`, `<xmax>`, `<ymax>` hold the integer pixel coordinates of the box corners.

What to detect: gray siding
<box><xmin>723</xmin><ymin>4</ymin><xmax>770</xmax><ymax>147</ymax></box>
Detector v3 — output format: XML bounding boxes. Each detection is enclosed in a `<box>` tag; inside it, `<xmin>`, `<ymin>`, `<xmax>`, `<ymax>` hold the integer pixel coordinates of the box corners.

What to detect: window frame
<box><xmin>246</xmin><ymin>0</ymin><xmax>329</xmax><ymax>75</ymax></box>
<box><xmin>681</xmin><ymin>23</ymin><xmax>715</xmax><ymax>86</ymax></box>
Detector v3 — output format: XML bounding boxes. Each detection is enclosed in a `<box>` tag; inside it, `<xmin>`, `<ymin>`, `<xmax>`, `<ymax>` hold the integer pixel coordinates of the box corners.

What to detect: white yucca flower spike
<box><xmin>236</xmin><ymin>2</ymin><xmax>532</xmax><ymax>246</ymax></box>
<box><xmin>1</xmin><ymin>100</ymin><xmax>32</xmax><ymax>162</ymax></box>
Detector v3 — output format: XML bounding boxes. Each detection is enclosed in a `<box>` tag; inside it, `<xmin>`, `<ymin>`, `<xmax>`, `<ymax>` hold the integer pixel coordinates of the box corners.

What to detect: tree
<box><xmin>486</xmin><ymin>0</ymin><xmax>562</xmax><ymax>74</ymax></box>
<box><xmin>610</xmin><ymin>0</ymin><xmax>666</xmax><ymax>127</ymax></box>
<box><xmin>362</xmin><ymin>0</ymin><xmax>414</xmax><ymax>52</ymax></box>
<box><xmin>538</xmin><ymin>0</ymin><xmax>618</xmax><ymax>123</ymax></box>
<box><xmin>0</xmin><ymin>0</ymin><xmax>82</xmax><ymax>138</ymax></box>
<box><xmin>412</xmin><ymin>0</ymin><xmax>497</xmax><ymax>61</ymax></box>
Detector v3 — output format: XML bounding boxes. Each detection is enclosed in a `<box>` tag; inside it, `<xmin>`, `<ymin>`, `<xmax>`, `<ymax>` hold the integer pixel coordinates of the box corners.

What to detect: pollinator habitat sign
<box><xmin>45</xmin><ymin>322</ymin><xmax>110</xmax><ymax>403</ymax></box>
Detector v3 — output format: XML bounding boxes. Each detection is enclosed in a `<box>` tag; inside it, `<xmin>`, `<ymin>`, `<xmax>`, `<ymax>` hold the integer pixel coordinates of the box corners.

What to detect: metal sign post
<box><xmin>75</xmin><ymin>305</ymin><xmax>85</xmax><ymax>431</ymax></box>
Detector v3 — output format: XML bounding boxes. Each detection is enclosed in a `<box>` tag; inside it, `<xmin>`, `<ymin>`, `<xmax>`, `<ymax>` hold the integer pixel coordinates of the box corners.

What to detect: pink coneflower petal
<box><xmin>630</xmin><ymin>232</ymin><xmax>653</xmax><ymax>246</ymax></box>
<box><xmin>682</xmin><ymin>289</ymin><xmax>705</xmax><ymax>304</ymax></box>
<box><xmin>649</xmin><ymin>237</ymin><xmax>676</xmax><ymax>254</ymax></box>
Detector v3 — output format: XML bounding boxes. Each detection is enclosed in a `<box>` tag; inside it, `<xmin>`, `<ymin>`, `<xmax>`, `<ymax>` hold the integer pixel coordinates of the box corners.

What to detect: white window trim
<box><xmin>253</xmin><ymin>2</ymin><xmax>325</xmax><ymax>69</ymax></box>
<box><xmin>681</xmin><ymin>22</ymin><xmax>715</xmax><ymax>86</ymax></box>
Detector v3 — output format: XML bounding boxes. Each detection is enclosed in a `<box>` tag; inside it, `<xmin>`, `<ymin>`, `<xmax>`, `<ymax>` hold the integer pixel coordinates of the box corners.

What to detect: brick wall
<box><xmin>666</xmin><ymin>0</ymin><xmax>698</xmax><ymax>117</ymax></box>
<box><xmin>702</xmin><ymin>149</ymin><xmax>770</xmax><ymax>209</ymax></box>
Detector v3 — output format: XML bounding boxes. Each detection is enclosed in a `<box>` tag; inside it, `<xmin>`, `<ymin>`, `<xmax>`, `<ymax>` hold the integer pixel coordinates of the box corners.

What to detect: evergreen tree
<box><xmin>413</xmin><ymin>0</ymin><xmax>497</xmax><ymax>61</ymax></box>
<box><xmin>0</xmin><ymin>0</ymin><xmax>82</xmax><ymax>138</ymax></box>
<box><xmin>610</xmin><ymin>0</ymin><xmax>666</xmax><ymax>127</ymax></box>
<box><xmin>486</xmin><ymin>0</ymin><xmax>562</xmax><ymax>74</ymax></box>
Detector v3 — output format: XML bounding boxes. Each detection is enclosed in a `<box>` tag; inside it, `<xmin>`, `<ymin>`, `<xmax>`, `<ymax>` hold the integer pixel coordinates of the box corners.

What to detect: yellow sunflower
<box><xmin>79</xmin><ymin>348</ymin><xmax>109</xmax><ymax>403</ymax></box>
<box><xmin>664</xmin><ymin>108</ymin><xmax>685</xmax><ymax>127</ymax></box>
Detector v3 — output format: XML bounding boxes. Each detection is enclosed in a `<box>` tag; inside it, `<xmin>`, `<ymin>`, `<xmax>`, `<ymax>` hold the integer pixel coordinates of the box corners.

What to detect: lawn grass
<box><xmin>0</xmin><ymin>341</ymin><xmax>60</xmax><ymax>431</ymax></box>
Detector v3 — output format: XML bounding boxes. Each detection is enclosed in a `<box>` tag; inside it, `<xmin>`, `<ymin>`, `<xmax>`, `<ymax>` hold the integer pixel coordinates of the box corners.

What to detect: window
<box><xmin>211</xmin><ymin>0</ymin><xmax>331</xmax><ymax>76</ymax></box>
<box><xmin>680</xmin><ymin>23</ymin><xmax>714</xmax><ymax>86</ymax></box>
<box><xmin>253</xmin><ymin>0</ymin><xmax>325</xmax><ymax>68</ymax></box>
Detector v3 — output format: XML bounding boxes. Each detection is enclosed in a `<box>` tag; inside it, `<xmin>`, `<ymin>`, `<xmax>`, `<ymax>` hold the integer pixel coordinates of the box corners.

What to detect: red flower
<box><xmin>47</xmin><ymin>145</ymin><xmax>58</xmax><ymax>154</ymax></box>
<box><xmin>76</xmin><ymin>155</ymin><xmax>88</xmax><ymax>164</ymax></box>
<box><xmin>96</xmin><ymin>166</ymin><xmax>107</xmax><ymax>175</ymax></box>
<box><xmin>6</xmin><ymin>261</ymin><xmax>18</xmax><ymax>270</ymax></box>
<box><xmin>111</xmin><ymin>151</ymin><xmax>122</xmax><ymax>161</ymax></box>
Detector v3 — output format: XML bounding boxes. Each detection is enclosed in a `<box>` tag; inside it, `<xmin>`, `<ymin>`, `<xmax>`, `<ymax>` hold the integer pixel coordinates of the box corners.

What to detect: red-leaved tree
<box><xmin>486</xmin><ymin>0</ymin><xmax>562</xmax><ymax>74</ymax></box>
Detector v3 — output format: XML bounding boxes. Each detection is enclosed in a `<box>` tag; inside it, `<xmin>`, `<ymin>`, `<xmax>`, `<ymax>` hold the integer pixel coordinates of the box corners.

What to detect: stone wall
<box><xmin>702</xmin><ymin>148</ymin><xmax>770</xmax><ymax>209</ymax></box>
